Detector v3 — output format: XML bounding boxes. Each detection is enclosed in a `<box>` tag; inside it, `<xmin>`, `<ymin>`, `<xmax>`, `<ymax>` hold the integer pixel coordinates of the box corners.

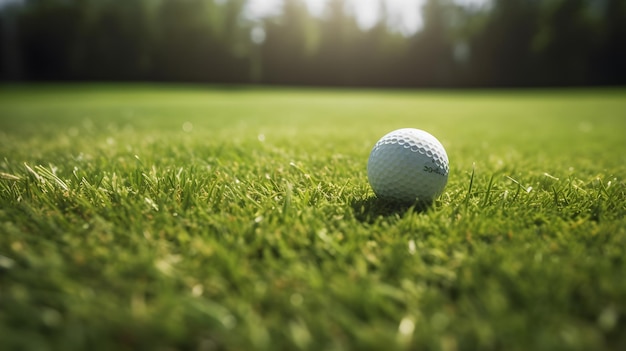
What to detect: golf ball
<box><xmin>367</xmin><ymin>128</ymin><xmax>449</xmax><ymax>203</ymax></box>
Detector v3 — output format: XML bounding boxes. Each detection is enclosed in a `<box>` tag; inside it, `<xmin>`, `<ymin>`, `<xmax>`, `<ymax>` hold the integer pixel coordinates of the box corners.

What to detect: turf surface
<box><xmin>0</xmin><ymin>85</ymin><xmax>625</xmax><ymax>351</ymax></box>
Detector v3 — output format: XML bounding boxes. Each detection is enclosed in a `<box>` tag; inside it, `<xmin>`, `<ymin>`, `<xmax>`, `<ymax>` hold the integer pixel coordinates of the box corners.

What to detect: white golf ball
<box><xmin>367</xmin><ymin>128</ymin><xmax>449</xmax><ymax>203</ymax></box>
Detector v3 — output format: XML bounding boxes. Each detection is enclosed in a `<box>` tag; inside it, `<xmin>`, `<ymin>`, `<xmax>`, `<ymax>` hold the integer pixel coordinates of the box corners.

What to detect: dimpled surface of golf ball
<box><xmin>367</xmin><ymin>128</ymin><xmax>449</xmax><ymax>203</ymax></box>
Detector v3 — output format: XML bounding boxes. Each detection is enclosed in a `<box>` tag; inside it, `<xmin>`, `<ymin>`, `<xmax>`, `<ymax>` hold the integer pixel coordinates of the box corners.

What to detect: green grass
<box><xmin>0</xmin><ymin>84</ymin><xmax>625</xmax><ymax>351</ymax></box>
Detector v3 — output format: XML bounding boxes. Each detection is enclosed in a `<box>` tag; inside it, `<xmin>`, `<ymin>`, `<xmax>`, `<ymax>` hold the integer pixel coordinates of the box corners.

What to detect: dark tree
<box><xmin>72</xmin><ymin>0</ymin><xmax>154</xmax><ymax>80</ymax></box>
<box><xmin>405</xmin><ymin>0</ymin><xmax>457</xmax><ymax>87</ymax></box>
<box><xmin>467</xmin><ymin>0</ymin><xmax>541</xmax><ymax>86</ymax></box>
<box><xmin>17</xmin><ymin>0</ymin><xmax>83</xmax><ymax>80</ymax></box>
<box><xmin>533</xmin><ymin>0</ymin><xmax>598</xmax><ymax>85</ymax></box>
<box><xmin>595</xmin><ymin>0</ymin><xmax>626</xmax><ymax>85</ymax></box>
<box><xmin>260</xmin><ymin>0</ymin><xmax>311</xmax><ymax>84</ymax></box>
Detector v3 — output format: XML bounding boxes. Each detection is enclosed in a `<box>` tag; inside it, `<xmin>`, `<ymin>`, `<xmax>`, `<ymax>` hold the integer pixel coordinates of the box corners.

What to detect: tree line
<box><xmin>1</xmin><ymin>0</ymin><xmax>625</xmax><ymax>87</ymax></box>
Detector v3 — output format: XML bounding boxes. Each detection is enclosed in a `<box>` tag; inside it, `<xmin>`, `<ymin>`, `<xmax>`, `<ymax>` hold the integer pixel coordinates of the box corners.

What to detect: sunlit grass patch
<box><xmin>0</xmin><ymin>85</ymin><xmax>625</xmax><ymax>351</ymax></box>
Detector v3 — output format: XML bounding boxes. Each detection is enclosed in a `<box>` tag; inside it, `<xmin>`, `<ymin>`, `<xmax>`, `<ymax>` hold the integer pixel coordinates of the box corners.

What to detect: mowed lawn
<box><xmin>0</xmin><ymin>85</ymin><xmax>625</xmax><ymax>351</ymax></box>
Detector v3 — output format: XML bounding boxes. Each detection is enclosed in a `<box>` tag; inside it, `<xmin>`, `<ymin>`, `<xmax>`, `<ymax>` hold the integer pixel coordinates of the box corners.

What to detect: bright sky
<box><xmin>0</xmin><ymin>0</ymin><xmax>23</xmax><ymax>8</ymax></box>
<box><xmin>245</xmin><ymin>0</ymin><xmax>489</xmax><ymax>35</ymax></box>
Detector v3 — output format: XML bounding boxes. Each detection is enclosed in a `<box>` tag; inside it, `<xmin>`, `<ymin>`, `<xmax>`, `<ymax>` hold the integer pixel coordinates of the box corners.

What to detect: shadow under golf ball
<box><xmin>351</xmin><ymin>195</ymin><xmax>434</xmax><ymax>223</ymax></box>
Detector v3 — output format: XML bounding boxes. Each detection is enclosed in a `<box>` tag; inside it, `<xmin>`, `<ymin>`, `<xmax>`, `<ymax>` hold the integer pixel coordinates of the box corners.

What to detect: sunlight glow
<box><xmin>245</xmin><ymin>0</ymin><xmax>488</xmax><ymax>35</ymax></box>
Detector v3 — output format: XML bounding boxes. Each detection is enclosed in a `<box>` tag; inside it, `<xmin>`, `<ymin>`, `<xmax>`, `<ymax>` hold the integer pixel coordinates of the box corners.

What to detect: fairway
<box><xmin>0</xmin><ymin>85</ymin><xmax>625</xmax><ymax>350</ymax></box>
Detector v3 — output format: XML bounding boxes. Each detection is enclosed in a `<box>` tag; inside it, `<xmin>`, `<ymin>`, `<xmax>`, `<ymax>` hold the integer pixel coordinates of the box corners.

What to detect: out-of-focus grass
<box><xmin>0</xmin><ymin>85</ymin><xmax>625</xmax><ymax>351</ymax></box>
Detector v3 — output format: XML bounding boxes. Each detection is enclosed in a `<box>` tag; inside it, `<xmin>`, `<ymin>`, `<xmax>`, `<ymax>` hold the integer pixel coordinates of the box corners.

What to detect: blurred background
<box><xmin>1</xmin><ymin>0</ymin><xmax>625</xmax><ymax>87</ymax></box>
